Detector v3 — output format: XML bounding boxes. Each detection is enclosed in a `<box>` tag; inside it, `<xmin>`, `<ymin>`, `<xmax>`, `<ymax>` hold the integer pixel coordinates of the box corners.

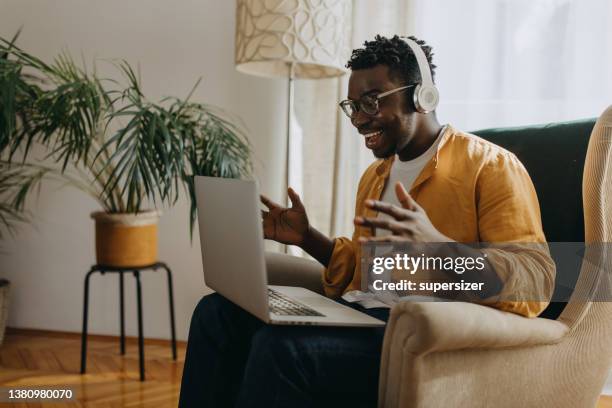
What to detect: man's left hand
<box><xmin>354</xmin><ymin>182</ymin><xmax>452</xmax><ymax>243</ymax></box>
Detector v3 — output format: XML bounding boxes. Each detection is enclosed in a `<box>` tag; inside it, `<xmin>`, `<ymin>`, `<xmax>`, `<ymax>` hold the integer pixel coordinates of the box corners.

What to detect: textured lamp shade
<box><xmin>235</xmin><ymin>0</ymin><xmax>351</xmax><ymax>79</ymax></box>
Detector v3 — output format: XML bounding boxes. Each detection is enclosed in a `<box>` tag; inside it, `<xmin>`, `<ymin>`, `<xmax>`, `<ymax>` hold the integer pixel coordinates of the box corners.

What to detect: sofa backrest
<box><xmin>472</xmin><ymin>118</ymin><xmax>596</xmax><ymax>319</ymax></box>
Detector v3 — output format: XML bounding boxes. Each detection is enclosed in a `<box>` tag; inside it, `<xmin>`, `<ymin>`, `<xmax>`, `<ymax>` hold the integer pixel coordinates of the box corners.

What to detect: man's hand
<box><xmin>354</xmin><ymin>182</ymin><xmax>451</xmax><ymax>243</ymax></box>
<box><xmin>355</xmin><ymin>182</ymin><xmax>502</xmax><ymax>299</ymax></box>
<box><xmin>261</xmin><ymin>188</ymin><xmax>309</xmax><ymax>246</ymax></box>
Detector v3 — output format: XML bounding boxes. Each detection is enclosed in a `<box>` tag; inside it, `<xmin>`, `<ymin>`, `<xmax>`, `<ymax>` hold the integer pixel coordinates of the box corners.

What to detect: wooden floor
<box><xmin>0</xmin><ymin>329</ymin><xmax>185</xmax><ymax>407</ymax></box>
<box><xmin>0</xmin><ymin>329</ymin><xmax>611</xmax><ymax>407</ymax></box>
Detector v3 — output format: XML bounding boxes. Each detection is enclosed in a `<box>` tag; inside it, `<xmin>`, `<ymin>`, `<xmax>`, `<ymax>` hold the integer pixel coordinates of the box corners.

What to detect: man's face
<box><xmin>347</xmin><ymin>65</ymin><xmax>416</xmax><ymax>158</ymax></box>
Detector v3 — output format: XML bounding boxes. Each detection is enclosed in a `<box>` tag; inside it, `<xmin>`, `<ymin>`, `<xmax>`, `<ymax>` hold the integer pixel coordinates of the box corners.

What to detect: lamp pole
<box><xmin>285</xmin><ymin>62</ymin><xmax>295</xmax><ymax>208</ymax></box>
<box><xmin>283</xmin><ymin>62</ymin><xmax>296</xmax><ymax>254</ymax></box>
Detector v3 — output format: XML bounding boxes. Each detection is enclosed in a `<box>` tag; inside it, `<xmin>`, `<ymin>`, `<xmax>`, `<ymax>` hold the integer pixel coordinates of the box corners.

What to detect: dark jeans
<box><xmin>179</xmin><ymin>293</ymin><xmax>389</xmax><ymax>408</ymax></box>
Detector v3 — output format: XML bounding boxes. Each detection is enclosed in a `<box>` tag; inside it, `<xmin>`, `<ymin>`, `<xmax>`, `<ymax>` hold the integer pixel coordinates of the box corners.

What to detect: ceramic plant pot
<box><xmin>91</xmin><ymin>211</ymin><xmax>161</xmax><ymax>267</ymax></box>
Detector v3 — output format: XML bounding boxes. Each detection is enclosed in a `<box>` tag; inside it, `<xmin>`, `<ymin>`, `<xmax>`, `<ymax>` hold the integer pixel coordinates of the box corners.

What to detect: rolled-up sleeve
<box><xmin>483</xmin><ymin>244</ymin><xmax>555</xmax><ymax>317</ymax></box>
<box><xmin>322</xmin><ymin>237</ymin><xmax>358</xmax><ymax>298</ymax></box>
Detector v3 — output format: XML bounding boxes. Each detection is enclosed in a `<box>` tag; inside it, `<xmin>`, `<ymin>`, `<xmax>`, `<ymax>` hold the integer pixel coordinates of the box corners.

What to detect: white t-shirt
<box><xmin>342</xmin><ymin>126</ymin><xmax>446</xmax><ymax>308</ymax></box>
<box><xmin>376</xmin><ymin>130</ymin><xmax>443</xmax><ymax>237</ymax></box>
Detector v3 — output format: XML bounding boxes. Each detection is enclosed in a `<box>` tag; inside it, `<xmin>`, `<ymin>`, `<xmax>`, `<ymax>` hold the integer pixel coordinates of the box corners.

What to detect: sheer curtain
<box><xmin>294</xmin><ymin>0</ymin><xmax>612</xmax><ymax>241</ymax></box>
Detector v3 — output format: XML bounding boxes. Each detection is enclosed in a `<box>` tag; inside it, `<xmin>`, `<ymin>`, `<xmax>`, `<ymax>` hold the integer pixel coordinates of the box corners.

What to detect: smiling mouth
<box><xmin>363</xmin><ymin>130</ymin><xmax>383</xmax><ymax>149</ymax></box>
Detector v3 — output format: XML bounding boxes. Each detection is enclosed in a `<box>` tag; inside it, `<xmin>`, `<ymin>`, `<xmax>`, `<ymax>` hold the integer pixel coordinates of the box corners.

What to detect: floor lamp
<box><xmin>235</xmin><ymin>0</ymin><xmax>351</xmax><ymax>214</ymax></box>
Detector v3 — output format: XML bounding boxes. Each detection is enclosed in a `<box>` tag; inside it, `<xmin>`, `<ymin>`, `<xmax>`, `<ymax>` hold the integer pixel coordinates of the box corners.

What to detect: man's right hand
<box><xmin>261</xmin><ymin>188</ymin><xmax>309</xmax><ymax>246</ymax></box>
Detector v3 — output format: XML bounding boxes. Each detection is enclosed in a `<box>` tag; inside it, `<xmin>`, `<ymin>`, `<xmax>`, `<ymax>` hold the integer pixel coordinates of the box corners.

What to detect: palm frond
<box><xmin>0</xmin><ymin>32</ymin><xmax>252</xmax><ymax>239</ymax></box>
<box><xmin>0</xmin><ymin>161</ymin><xmax>47</xmax><ymax>239</ymax></box>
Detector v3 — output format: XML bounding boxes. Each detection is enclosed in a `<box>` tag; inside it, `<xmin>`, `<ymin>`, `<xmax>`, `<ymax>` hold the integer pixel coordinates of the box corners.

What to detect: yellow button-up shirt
<box><xmin>323</xmin><ymin>125</ymin><xmax>555</xmax><ymax>317</ymax></box>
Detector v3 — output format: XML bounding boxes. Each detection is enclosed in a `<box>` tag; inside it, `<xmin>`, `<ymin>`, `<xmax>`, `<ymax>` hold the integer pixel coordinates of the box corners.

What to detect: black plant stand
<box><xmin>80</xmin><ymin>262</ymin><xmax>177</xmax><ymax>381</ymax></box>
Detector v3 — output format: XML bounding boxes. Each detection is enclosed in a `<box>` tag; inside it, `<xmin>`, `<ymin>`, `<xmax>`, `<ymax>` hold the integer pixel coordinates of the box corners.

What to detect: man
<box><xmin>179</xmin><ymin>35</ymin><xmax>554</xmax><ymax>407</ymax></box>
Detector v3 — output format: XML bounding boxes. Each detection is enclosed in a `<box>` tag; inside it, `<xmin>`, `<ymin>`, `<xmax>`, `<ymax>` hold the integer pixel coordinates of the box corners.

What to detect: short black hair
<box><xmin>346</xmin><ymin>35</ymin><xmax>437</xmax><ymax>85</ymax></box>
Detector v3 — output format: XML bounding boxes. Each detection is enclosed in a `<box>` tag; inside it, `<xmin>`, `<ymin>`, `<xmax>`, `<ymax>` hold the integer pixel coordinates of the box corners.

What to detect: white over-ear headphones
<box><xmin>402</xmin><ymin>37</ymin><xmax>439</xmax><ymax>114</ymax></box>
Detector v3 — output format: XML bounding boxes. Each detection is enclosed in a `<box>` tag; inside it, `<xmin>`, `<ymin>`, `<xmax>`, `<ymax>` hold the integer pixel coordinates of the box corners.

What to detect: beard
<box><xmin>372</xmin><ymin>142</ymin><xmax>397</xmax><ymax>159</ymax></box>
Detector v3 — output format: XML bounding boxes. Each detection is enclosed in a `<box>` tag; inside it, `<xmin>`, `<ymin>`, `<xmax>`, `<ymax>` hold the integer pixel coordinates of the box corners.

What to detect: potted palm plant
<box><xmin>0</xmin><ymin>33</ymin><xmax>251</xmax><ymax>267</ymax></box>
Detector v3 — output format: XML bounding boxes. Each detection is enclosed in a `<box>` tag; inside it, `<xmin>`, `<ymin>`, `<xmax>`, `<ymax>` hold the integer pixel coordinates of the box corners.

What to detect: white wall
<box><xmin>0</xmin><ymin>0</ymin><xmax>287</xmax><ymax>340</ymax></box>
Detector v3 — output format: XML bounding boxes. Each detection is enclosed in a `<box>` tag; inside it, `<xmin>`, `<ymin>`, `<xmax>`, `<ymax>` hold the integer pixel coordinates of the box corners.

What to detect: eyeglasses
<box><xmin>339</xmin><ymin>85</ymin><xmax>416</xmax><ymax>118</ymax></box>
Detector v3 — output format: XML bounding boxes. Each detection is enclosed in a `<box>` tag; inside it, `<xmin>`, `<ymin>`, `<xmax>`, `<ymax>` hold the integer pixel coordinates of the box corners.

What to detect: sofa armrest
<box><xmin>384</xmin><ymin>301</ymin><xmax>569</xmax><ymax>355</ymax></box>
<box><xmin>265</xmin><ymin>251</ymin><xmax>324</xmax><ymax>295</ymax></box>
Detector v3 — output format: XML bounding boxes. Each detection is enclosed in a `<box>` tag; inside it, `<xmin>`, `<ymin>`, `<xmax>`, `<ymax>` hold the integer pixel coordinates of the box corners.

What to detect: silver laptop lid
<box><xmin>195</xmin><ymin>176</ymin><xmax>269</xmax><ymax>321</ymax></box>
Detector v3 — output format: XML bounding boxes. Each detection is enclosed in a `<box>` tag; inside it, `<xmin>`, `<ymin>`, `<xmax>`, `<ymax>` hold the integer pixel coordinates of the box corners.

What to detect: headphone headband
<box><xmin>402</xmin><ymin>37</ymin><xmax>434</xmax><ymax>87</ymax></box>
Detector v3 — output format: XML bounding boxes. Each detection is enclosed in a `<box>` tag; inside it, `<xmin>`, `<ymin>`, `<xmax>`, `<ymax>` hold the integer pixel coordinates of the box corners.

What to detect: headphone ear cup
<box><xmin>413</xmin><ymin>84</ymin><xmax>439</xmax><ymax>113</ymax></box>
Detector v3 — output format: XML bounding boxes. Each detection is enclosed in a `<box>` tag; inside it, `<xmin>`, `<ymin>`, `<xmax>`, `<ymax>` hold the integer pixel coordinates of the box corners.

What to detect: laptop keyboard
<box><xmin>268</xmin><ymin>288</ymin><xmax>325</xmax><ymax>317</ymax></box>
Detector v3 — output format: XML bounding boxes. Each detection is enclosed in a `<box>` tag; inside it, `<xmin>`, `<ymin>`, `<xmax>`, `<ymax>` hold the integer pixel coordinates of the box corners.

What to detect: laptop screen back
<box><xmin>194</xmin><ymin>176</ymin><xmax>269</xmax><ymax>321</ymax></box>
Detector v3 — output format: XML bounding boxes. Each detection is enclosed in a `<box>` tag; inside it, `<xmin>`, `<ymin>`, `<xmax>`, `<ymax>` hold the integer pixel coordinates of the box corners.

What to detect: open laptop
<box><xmin>195</xmin><ymin>176</ymin><xmax>385</xmax><ymax>327</ymax></box>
